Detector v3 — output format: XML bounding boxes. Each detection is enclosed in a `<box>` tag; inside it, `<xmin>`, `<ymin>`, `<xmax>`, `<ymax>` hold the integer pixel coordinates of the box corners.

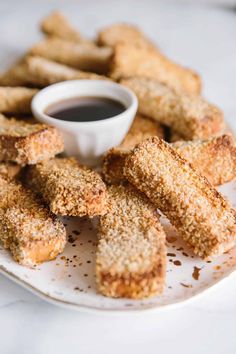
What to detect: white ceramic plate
<box><xmin>0</xmin><ymin>181</ymin><xmax>236</xmax><ymax>314</ymax></box>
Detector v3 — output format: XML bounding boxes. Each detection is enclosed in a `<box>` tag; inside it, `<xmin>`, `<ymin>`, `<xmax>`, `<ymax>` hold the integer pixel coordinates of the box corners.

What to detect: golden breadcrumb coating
<box><xmin>29</xmin><ymin>37</ymin><xmax>113</xmax><ymax>74</ymax></box>
<box><xmin>23</xmin><ymin>56</ymin><xmax>109</xmax><ymax>87</ymax></box>
<box><xmin>0</xmin><ymin>86</ymin><xmax>38</xmax><ymax>114</ymax></box>
<box><xmin>0</xmin><ymin>56</ymin><xmax>108</xmax><ymax>88</ymax></box>
<box><xmin>40</xmin><ymin>10</ymin><xmax>94</xmax><ymax>46</ymax></box>
<box><xmin>122</xmin><ymin>77</ymin><xmax>224</xmax><ymax>140</ymax></box>
<box><xmin>119</xmin><ymin>114</ymin><xmax>164</xmax><ymax>149</ymax></box>
<box><xmin>97</xmin><ymin>23</ymin><xmax>156</xmax><ymax>49</ymax></box>
<box><xmin>96</xmin><ymin>184</ymin><xmax>166</xmax><ymax>299</ymax></box>
<box><xmin>102</xmin><ymin>114</ymin><xmax>164</xmax><ymax>184</ymax></box>
<box><xmin>0</xmin><ymin>115</ymin><xmax>64</xmax><ymax>165</ymax></box>
<box><xmin>40</xmin><ymin>10</ymin><xmax>81</xmax><ymax>42</ymax></box>
<box><xmin>124</xmin><ymin>137</ymin><xmax>236</xmax><ymax>259</ymax></box>
<box><xmin>25</xmin><ymin>157</ymin><xmax>107</xmax><ymax>217</ymax></box>
<box><xmin>103</xmin><ymin>135</ymin><xmax>236</xmax><ymax>186</ymax></box>
<box><xmin>110</xmin><ymin>43</ymin><xmax>201</xmax><ymax>94</ymax></box>
<box><xmin>0</xmin><ymin>176</ymin><xmax>66</xmax><ymax>266</ymax></box>
<box><xmin>173</xmin><ymin>134</ymin><xmax>236</xmax><ymax>186</ymax></box>
<box><xmin>0</xmin><ymin>162</ymin><xmax>21</xmax><ymax>179</ymax></box>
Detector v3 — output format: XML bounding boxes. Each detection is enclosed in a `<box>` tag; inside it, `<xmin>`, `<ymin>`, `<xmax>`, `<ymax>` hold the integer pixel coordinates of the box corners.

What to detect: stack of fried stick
<box><xmin>0</xmin><ymin>11</ymin><xmax>236</xmax><ymax>299</ymax></box>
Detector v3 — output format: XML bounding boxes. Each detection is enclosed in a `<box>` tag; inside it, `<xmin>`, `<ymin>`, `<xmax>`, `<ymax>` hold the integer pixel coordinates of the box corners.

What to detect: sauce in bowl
<box><xmin>45</xmin><ymin>96</ymin><xmax>126</xmax><ymax>122</ymax></box>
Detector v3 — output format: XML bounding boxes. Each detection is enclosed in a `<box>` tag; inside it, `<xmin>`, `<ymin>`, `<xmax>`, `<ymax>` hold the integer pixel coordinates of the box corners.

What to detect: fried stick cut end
<box><xmin>0</xmin><ymin>176</ymin><xmax>66</xmax><ymax>267</ymax></box>
<box><xmin>0</xmin><ymin>114</ymin><xmax>64</xmax><ymax>165</ymax></box>
<box><xmin>25</xmin><ymin>157</ymin><xmax>107</xmax><ymax>217</ymax></box>
<box><xmin>96</xmin><ymin>184</ymin><xmax>166</xmax><ymax>299</ymax></box>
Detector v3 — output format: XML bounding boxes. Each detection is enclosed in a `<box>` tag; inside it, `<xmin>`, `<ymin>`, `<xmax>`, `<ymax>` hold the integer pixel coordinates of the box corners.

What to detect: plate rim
<box><xmin>0</xmin><ymin>125</ymin><xmax>235</xmax><ymax>315</ymax></box>
<box><xmin>1</xmin><ymin>261</ymin><xmax>236</xmax><ymax>315</ymax></box>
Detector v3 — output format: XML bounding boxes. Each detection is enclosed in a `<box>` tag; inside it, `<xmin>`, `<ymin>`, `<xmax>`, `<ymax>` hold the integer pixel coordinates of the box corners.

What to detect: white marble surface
<box><xmin>0</xmin><ymin>0</ymin><xmax>236</xmax><ymax>353</ymax></box>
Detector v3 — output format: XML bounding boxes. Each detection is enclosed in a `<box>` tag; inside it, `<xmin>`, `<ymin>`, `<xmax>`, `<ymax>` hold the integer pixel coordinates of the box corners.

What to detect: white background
<box><xmin>0</xmin><ymin>1</ymin><xmax>236</xmax><ymax>353</ymax></box>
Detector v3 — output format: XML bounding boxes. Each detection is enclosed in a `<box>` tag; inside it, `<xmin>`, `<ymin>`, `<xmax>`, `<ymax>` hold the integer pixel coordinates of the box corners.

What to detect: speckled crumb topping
<box><xmin>25</xmin><ymin>157</ymin><xmax>107</xmax><ymax>217</ymax></box>
<box><xmin>110</xmin><ymin>43</ymin><xmax>201</xmax><ymax>94</ymax></box>
<box><xmin>103</xmin><ymin>134</ymin><xmax>236</xmax><ymax>186</ymax></box>
<box><xmin>0</xmin><ymin>114</ymin><xmax>64</xmax><ymax>165</ymax></box>
<box><xmin>96</xmin><ymin>184</ymin><xmax>166</xmax><ymax>299</ymax></box>
<box><xmin>0</xmin><ymin>176</ymin><xmax>66</xmax><ymax>267</ymax></box>
<box><xmin>124</xmin><ymin>137</ymin><xmax>236</xmax><ymax>259</ymax></box>
<box><xmin>121</xmin><ymin>77</ymin><xmax>224</xmax><ymax>140</ymax></box>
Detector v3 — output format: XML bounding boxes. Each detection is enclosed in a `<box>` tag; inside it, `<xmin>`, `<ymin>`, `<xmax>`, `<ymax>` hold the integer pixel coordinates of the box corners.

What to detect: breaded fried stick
<box><xmin>23</xmin><ymin>56</ymin><xmax>109</xmax><ymax>87</ymax></box>
<box><xmin>40</xmin><ymin>10</ymin><xmax>81</xmax><ymax>42</ymax></box>
<box><xmin>173</xmin><ymin>134</ymin><xmax>236</xmax><ymax>186</ymax></box>
<box><xmin>110</xmin><ymin>43</ymin><xmax>201</xmax><ymax>94</ymax></box>
<box><xmin>97</xmin><ymin>23</ymin><xmax>156</xmax><ymax>49</ymax></box>
<box><xmin>96</xmin><ymin>184</ymin><xmax>166</xmax><ymax>299</ymax></box>
<box><xmin>120</xmin><ymin>114</ymin><xmax>164</xmax><ymax>149</ymax></box>
<box><xmin>0</xmin><ymin>115</ymin><xmax>64</xmax><ymax>165</ymax></box>
<box><xmin>30</xmin><ymin>37</ymin><xmax>113</xmax><ymax>74</ymax></box>
<box><xmin>124</xmin><ymin>137</ymin><xmax>236</xmax><ymax>259</ymax></box>
<box><xmin>103</xmin><ymin>135</ymin><xmax>236</xmax><ymax>186</ymax></box>
<box><xmin>0</xmin><ymin>56</ymin><xmax>108</xmax><ymax>88</ymax></box>
<box><xmin>0</xmin><ymin>86</ymin><xmax>38</xmax><ymax>114</ymax></box>
<box><xmin>122</xmin><ymin>77</ymin><xmax>224</xmax><ymax>140</ymax></box>
<box><xmin>0</xmin><ymin>176</ymin><xmax>66</xmax><ymax>266</ymax></box>
<box><xmin>0</xmin><ymin>162</ymin><xmax>21</xmax><ymax>179</ymax></box>
<box><xmin>41</xmin><ymin>10</ymin><xmax>94</xmax><ymax>46</ymax></box>
<box><xmin>25</xmin><ymin>157</ymin><xmax>107</xmax><ymax>217</ymax></box>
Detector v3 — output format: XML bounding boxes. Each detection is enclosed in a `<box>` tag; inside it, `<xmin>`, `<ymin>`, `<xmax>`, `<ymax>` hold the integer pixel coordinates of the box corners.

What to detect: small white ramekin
<box><xmin>31</xmin><ymin>80</ymin><xmax>138</xmax><ymax>165</ymax></box>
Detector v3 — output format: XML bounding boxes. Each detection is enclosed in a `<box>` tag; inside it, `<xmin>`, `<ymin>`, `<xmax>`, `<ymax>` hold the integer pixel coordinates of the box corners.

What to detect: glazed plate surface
<box><xmin>0</xmin><ymin>181</ymin><xmax>236</xmax><ymax>313</ymax></box>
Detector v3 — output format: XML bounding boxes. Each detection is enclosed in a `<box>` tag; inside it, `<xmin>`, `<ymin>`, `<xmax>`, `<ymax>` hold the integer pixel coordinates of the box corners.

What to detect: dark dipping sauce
<box><xmin>45</xmin><ymin>96</ymin><xmax>126</xmax><ymax>122</ymax></box>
